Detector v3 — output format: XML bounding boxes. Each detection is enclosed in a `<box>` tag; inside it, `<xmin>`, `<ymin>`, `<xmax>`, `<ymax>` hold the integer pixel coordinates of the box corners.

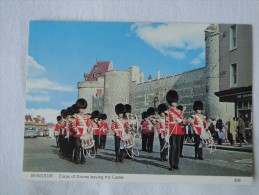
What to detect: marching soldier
<box><xmin>166</xmin><ymin>90</ymin><xmax>185</xmax><ymax>170</ymax></box>
<box><xmin>156</xmin><ymin>103</ymin><xmax>168</xmax><ymax>161</ymax></box>
<box><xmin>146</xmin><ymin>107</ymin><xmax>156</xmax><ymax>153</ymax></box>
<box><xmin>177</xmin><ymin>105</ymin><xmax>187</xmax><ymax>157</ymax></box>
<box><xmin>189</xmin><ymin>101</ymin><xmax>206</xmax><ymax>160</ymax></box>
<box><xmin>73</xmin><ymin>98</ymin><xmax>92</xmax><ymax>164</ymax></box>
<box><xmin>54</xmin><ymin>116</ymin><xmax>62</xmax><ymax>148</ymax></box>
<box><xmin>99</xmin><ymin>113</ymin><xmax>109</xmax><ymax>149</ymax></box>
<box><xmin>111</xmin><ymin>103</ymin><xmax>129</xmax><ymax>163</ymax></box>
<box><xmin>64</xmin><ymin>107</ymin><xmax>76</xmax><ymax>161</ymax></box>
<box><xmin>59</xmin><ymin>109</ymin><xmax>68</xmax><ymax>157</ymax></box>
<box><xmin>90</xmin><ymin>110</ymin><xmax>101</xmax><ymax>154</ymax></box>
<box><xmin>140</xmin><ymin>111</ymin><xmax>149</xmax><ymax>151</ymax></box>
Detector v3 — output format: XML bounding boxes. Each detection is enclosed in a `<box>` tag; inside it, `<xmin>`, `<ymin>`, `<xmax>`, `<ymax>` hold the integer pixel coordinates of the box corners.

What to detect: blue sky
<box><xmin>26</xmin><ymin>21</ymin><xmax>209</xmax><ymax>123</ymax></box>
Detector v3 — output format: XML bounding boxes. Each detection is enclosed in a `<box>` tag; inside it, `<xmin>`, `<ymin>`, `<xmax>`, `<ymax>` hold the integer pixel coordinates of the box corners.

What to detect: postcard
<box><xmin>23</xmin><ymin>21</ymin><xmax>253</xmax><ymax>185</ymax></box>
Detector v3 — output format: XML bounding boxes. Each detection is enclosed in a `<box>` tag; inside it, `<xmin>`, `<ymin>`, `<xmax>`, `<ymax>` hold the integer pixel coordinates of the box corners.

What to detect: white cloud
<box><xmin>190</xmin><ymin>58</ymin><xmax>201</xmax><ymax>65</ymax></box>
<box><xmin>26</xmin><ymin>94</ymin><xmax>50</xmax><ymax>102</ymax></box>
<box><xmin>189</xmin><ymin>50</ymin><xmax>205</xmax><ymax>66</ymax></box>
<box><xmin>26</xmin><ymin>55</ymin><xmax>75</xmax><ymax>102</ymax></box>
<box><xmin>27</xmin><ymin>56</ymin><xmax>46</xmax><ymax>78</ymax></box>
<box><xmin>131</xmin><ymin>23</ymin><xmax>208</xmax><ymax>59</ymax></box>
<box><xmin>25</xmin><ymin>108</ymin><xmax>60</xmax><ymax>124</ymax></box>
<box><xmin>26</xmin><ymin>78</ymin><xmax>74</xmax><ymax>93</ymax></box>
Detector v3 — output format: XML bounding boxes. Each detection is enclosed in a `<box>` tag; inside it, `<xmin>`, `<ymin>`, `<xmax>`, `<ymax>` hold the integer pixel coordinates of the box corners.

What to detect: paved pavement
<box><xmin>23</xmin><ymin>136</ymin><xmax>253</xmax><ymax>176</ymax></box>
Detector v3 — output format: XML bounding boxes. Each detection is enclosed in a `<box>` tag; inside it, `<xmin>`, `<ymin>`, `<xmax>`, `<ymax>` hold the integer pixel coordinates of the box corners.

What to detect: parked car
<box><xmin>24</xmin><ymin>128</ymin><xmax>38</xmax><ymax>138</ymax></box>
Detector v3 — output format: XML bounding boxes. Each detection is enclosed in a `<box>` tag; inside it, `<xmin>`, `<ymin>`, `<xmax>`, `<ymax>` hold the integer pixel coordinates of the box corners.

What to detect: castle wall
<box><xmin>103</xmin><ymin>70</ymin><xmax>130</xmax><ymax>125</ymax></box>
<box><xmin>130</xmin><ymin>68</ymin><xmax>206</xmax><ymax>119</ymax></box>
<box><xmin>77</xmin><ymin>77</ymin><xmax>104</xmax><ymax>113</ymax></box>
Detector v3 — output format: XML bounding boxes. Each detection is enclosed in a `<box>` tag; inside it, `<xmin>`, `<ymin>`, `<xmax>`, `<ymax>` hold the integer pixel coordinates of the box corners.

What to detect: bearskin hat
<box><xmin>66</xmin><ymin>107</ymin><xmax>74</xmax><ymax>116</ymax></box>
<box><xmin>57</xmin><ymin>116</ymin><xmax>62</xmax><ymax>121</ymax></box>
<box><xmin>177</xmin><ymin>105</ymin><xmax>183</xmax><ymax>111</ymax></box>
<box><xmin>76</xmin><ymin>98</ymin><xmax>88</xmax><ymax>109</ymax></box>
<box><xmin>115</xmin><ymin>103</ymin><xmax>126</xmax><ymax>115</ymax></box>
<box><xmin>71</xmin><ymin>104</ymin><xmax>79</xmax><ymax>114</ymax></box>
<box><xmin>100</xmin><ymin>113</ymin><xmax>107</xmax><ymax>120</ymax></box>
<box><xmin>166</xmin><ymin>90</ymin><xmax>179</xmax><ymax>104</ymax></box>
<box><xmin>91</xmin><ymin>110</ymin><xmax>100</xmax><ymax>119</ymax></box>
<box><xmin>142</xmin><ymin>111</ymin><xmax>148</xmax><ymax>119</ymax></box>
<box><xmin>157</xmin><ymin>103</ymin><xmax>168</xmax><ymax>115</ymax></box>
<box><xmin>60</xmin><ymin>109</ymin><xmax>67</xmax><ymax>118</ymax></box>
<box><xmin>125</xmin><ymin>104</ymin><xmax>132</xmax><ymax>113</ymax></box>
<box><xmin>147</xmin><ymin>107</ymin><xmax>156</xmax><ymax>116</ymax></box>
<box><xmin>193</xmin><ymin>101</ymin><xmax>203</xmax><ymax>111</ymax></box>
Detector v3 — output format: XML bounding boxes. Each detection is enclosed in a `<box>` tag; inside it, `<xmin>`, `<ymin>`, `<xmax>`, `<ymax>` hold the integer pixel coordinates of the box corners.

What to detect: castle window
<box><xmin>230</xmin><ymin>63</ymin><xmax>237</xmax><ymax>87</ymax></box>
<box><xmin>230</xmin><ymin>25</ymin><xmax>237</xmax><ymax>50</ymax></box>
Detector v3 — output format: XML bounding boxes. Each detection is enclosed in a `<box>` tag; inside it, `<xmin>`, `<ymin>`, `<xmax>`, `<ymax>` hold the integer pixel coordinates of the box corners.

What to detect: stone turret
<box><xmin>103</xmin><ymin>70</ymin><xmax>130</xmax><ymax>125</ymax></box>
<box><xmin>204</xmin><ymin>24</ymin><xmax>234</xmax><ymax>121</ymax></box>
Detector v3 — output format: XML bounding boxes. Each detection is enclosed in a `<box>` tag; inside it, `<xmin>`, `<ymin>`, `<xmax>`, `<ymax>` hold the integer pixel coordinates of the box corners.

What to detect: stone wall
<box><xmin>130</xmin><ymin>68</ymin><xmax>206</xmax><ymax>119</ymax></box>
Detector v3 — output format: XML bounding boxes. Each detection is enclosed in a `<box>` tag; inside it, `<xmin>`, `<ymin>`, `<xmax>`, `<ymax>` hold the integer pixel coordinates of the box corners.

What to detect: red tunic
<box><xmin>141</xmin><ymin>120</ymin><xmax>149</xmax><ymax>134</ymax></box>
<box><xmin>89</xmin><ymin>120</ymin><xmax>100</xmax><ymax>136</ymax></box>
<box><xmin>156</xmin><ymin>119</ymin><xmax>167</xmax><ymax>137</ymax></box>
<box><xmin>73</xmin><ymin>114</ymin><xmax>92</xmax><ymax>138</ymax></box>
<box><xmin>100</xmin><ymin>122</ymin><xmax>109</xmax><ymax>135</ymax></box>
<box><xmin>166</xmin><ymin>108</ymin><xmax>185</xmax><ymax>135</ymax></box>
<box><xmin>190</xmin><ymin>114</ymin><xmax>207</xmax><ymax>135</ymax></box>
<box><xmin>111</xmin><ymin>118</ymin><xmax>129</xmax><ymax>138</ymax></box>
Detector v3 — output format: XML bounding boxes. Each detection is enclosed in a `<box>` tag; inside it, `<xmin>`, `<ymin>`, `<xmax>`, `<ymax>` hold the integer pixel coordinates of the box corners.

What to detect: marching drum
<box><xmin>121</xmin><ymin>133</ymin><xmax>134</xmax><ymax>149</ymax></box>
<box><xmin>80</xmin><ymin>133</ymin><xmax>95</xmax><ymax>150</ymax></box>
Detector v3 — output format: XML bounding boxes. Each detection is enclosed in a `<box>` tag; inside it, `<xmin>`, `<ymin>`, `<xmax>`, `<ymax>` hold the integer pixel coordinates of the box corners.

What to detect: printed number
<box><xmin>234</xmin><ymin>178</ymin><xmax>241</xmax><ymax>182</ymax></box>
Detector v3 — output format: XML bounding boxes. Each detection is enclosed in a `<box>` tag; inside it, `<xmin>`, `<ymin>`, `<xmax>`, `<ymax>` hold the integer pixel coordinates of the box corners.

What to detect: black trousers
<box><xmin>74</xmin><ymin>137</ymin><xmax>85</xmax><ymax>162</ymax></box>
<box><xmin>114</xmin><ymin>136</ymin><xmax>124</xmax><ymax>160</ymax></box>
<box><xmin>67</xmin><ymin>136</ymin><xmax>75</xmax><ymax>159</ymax></box>
<box><xmin>159</xmin><ymin>134</ymin><xmax>168</xmax><ymax>159</ymax></box>
<box><xmin>55</xmin><ymin>135</ymin><xmax>59</xmax><ymax>147</ymax></box>
<box><xmin>194</xmin><ymin>134</ymin><xmax>203</xmax><ymax>158</ymax></box>
<box><xmin>169</xmin><ymin>134</ymin><xmax>181</xmax><ymax>168</ymax></box>
<box><xmin>93</xmin><ymin>135</ymin><xmax>99</xmax><ymax>153</ymax></box>
<box><xmin>180</xmin><ymin>135</ymin><xmax>185</xmax><ymax>155</ymax></box>
<box><xmin>141</xmin><ymin>133</ymin><xmax>148</xmax><ymax>151</ymax></box>
<box><xmin>147</xmin><ymin>132</ymin><xmax>154</xmax><ymax>152</ymax></box>
<box><xmin>99</xmin><ymin>135</ymin><xmax>107</xmax><ymax>149</ymax></box>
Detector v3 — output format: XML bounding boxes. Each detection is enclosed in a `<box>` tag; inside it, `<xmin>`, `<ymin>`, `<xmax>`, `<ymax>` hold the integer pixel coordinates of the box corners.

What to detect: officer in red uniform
<box><xmin>140</xmin><ymin>111</ymin><xmax>149</xmax><ymax>151</ymax></box>
<box><xmin>166</xmin><ymin>90</ymin><xmax>185</xmax><ymax>170</ymax></box>
<box><xmin>111</xmin><ymin>103</ymin><xmax>129</xmax><ymax>163</ymax></box>
<box><xmin>54</xmin><ymin>116</ymin><xmax>62</xmax><ymax>148</ymax></box>
<box><xmin>60</xmin><ymin>109</ymin><xmax>68</xmax><ymax>157</ymax></box>
<box><xmin>156</xmin><ymin>103</ymin><xmax>168</xmax><ymax>161</ymax></box>
<box><xmin>90</xmin><ymin>110</ymin><xmax>101</xmax><ymax>154</ymax></box>
<box><xmin>99</xmin><ymin>114</ymin><xmax>109</xmax><ymax>149</ymax></box>
<box><xmin>177</xmin><ymin>105</ymin><xmax>187</xmax><ymax>157</ymax></box>
<box><xmin>74</xmin><ymin>98</ymin><xmax>92</xmax><ymax>164</ymax></box>
<box><xmin>146</xmin><ymin>107</ymin><xmax>156</xmax><ymax>153</ymax></box>
<box><xmin>189</xmin><ymin>101</ymin><xmax>206</xmax><ymax>160</ymax></box>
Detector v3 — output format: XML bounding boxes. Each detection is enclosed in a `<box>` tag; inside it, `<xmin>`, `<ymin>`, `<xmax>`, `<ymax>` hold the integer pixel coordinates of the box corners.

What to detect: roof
<box><xmin>85</xmin><ymin>61</ymin><xmax>112</xmax><ymax>81</ymax></box>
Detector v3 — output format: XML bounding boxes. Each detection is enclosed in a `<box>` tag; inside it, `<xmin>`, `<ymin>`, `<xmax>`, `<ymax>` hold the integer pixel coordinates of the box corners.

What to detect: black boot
<box><xmin>119</xmin><ymin>149</ymin><xmax>125</xmax><ymax>163</ymax></box>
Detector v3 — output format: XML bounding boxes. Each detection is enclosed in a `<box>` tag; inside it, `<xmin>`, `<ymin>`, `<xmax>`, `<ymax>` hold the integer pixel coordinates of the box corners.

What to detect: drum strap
<box><xmin>196</xmin><ymin>115</ymin><xmax>206</xmax><ymax>138</ymax></box>
<box><xmin>78</xmin><ymin>114</ymin><xmax>88</xmax><ymax>135</ymax></box>
<box><xmin>116</xmin><ymin>118</ymin><xmax>125</xmax><ymax>137</ymax></box>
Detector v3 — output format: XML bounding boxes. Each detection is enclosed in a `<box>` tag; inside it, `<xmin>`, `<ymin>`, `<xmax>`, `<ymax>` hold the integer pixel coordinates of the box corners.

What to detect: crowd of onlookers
<box><xmin>183</xmin><ymin>115</ymin><xmax>250</xmax><ymax>147</ymax></box>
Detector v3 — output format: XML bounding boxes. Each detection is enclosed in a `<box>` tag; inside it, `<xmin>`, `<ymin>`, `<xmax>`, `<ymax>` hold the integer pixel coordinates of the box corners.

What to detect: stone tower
<box><xmin>103</xmin><ymin>70</ymin><xmax>131</xmax><ymax>125</ymax></box>
<box><xmin>204</xmin><ymin>24</ymin><xmax>234</xmax><ymax>121</ymax></box>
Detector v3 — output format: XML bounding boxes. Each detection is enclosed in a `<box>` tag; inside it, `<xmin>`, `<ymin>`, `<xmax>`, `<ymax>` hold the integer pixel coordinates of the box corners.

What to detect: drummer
<box><xmin>111</xmin><ymin>103</ymin><xmax>129</xmax><ymax>163</ymax></box>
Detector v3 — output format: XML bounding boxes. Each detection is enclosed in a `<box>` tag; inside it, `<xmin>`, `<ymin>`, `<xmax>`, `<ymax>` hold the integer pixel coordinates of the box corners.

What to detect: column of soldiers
<box><xmin>139</xmin><ymin>89</ymin><xmax>208</xmax><ymax>170</ymax></box>
<box><xmin>54</xmin><ymin>89</ymin><xmax>210</xmax><ymax>171</ymax></box>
